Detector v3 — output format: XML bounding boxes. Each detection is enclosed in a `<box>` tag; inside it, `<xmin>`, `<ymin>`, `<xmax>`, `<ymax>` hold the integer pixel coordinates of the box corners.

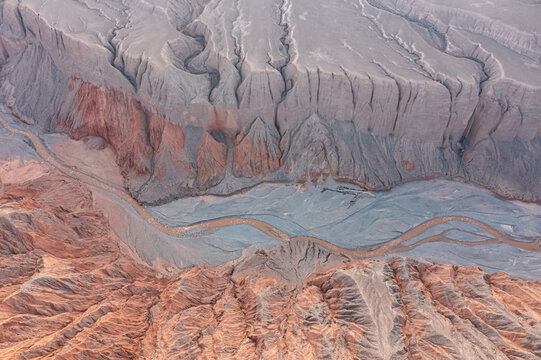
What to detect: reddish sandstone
<box><xmin>1</xmin><ymin>171</ymin><xmax>540</xmax><ymax>360</ymax></box>
<box><xmin>232</xmin><ymin>118</ymin><xmax>281</xmax><ymax>178</ymax></box>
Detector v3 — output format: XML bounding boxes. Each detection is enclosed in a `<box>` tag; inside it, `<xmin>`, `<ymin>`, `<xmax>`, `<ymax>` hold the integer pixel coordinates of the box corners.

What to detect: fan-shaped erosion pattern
<box><xmin>1</xmin><ymin>0</ymin><xmax>540</xmax><ymax>203</ymax></box>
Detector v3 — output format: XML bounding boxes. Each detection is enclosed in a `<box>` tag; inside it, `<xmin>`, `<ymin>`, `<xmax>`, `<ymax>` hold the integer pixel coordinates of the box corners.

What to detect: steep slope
<box><xmin>0</xmin><ymin>172</ymin><xmax>540</xmax><ymax>359</ymax></box>
<box><xmin>0</xmin><ymin>0</ymin><xmax>540</xmax><ymax>203</ymax></box>
<box><xmin>232</xmin><ymin>117</ymin><xmax>281</xmax><ymax>178</ymax></box>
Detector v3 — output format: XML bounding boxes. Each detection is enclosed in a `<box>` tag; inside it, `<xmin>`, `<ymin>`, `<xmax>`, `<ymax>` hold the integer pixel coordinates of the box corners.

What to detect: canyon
<box><xmin>0</xmin><ymin>0</ymin><xmax>540</xmax><ymax>358</ymax></box>
<box><xmin>0</xmin><ymin>95</ymin><xmax>540</xmax><ymax>359</ymax></box>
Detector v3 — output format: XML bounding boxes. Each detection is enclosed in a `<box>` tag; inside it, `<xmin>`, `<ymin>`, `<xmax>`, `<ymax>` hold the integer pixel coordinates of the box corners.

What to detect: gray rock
<box><xmin>1</xmin><ymin>0</ymin><xmax>540</xmax><ymax>202</ymax></box>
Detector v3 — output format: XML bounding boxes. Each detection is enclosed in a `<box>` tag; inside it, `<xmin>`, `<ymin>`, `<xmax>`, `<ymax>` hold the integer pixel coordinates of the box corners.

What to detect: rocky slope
<box><xmin>0</xmin><ymin>172</ymin><xmax>540</xmax><ymax>359</ymax></box>
<box><xmin>1</xmin><ymin>0</ymin><xmax>540</xmax><ymax>203</ymax></box>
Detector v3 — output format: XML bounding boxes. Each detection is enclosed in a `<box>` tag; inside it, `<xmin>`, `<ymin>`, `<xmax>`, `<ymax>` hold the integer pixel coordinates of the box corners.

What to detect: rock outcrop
<box><xmin>1</xmin><ymin>172</ymin><xmax>540</xmax><ymax>359</ymax></box>
<box><xmin>232</xmin><ymin>117</ymin><xmax>281</xmax><ymax>178</ymax></box>
<box><xmin>1</xmin><ymin>0</ymin><xmax>540</xmax><ymax>203</ymax></box>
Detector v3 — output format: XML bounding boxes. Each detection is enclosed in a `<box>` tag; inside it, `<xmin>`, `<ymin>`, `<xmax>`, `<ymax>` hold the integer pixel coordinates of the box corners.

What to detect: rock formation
<box><xmin>0</xmin><ymin>171</ymin><xmax>165</xmax><ymax>358</ymax></box>
<box><xmin>233</xmin><ymin>117</ymin><xmax>281</xmax><ymax>178</ymax></box>
<box><xmin>1</xmin><ymin>1</ymin><xmax>540</xmax><ymax>358</ymax></box>
<box><xmin>1</xmin><ymin>172</ymin><xmax>540</xmax><ymax>359</ymax></box>
<box><xmin>1</xmin><ymin>0</ymin><xmax>540</xmax><ymax>203</ymax></box>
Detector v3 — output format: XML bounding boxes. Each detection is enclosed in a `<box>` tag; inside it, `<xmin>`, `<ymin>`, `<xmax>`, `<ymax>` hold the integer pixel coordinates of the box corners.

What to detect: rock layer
<box><xmin>1</xmin><ymin>172</ymin><xmax>540</xmax><ymax>359</ymax></box>
<box><xmin>1</xmin><ymin>0</ymin><xmax>541</xmax><ymax>203</ymax></box>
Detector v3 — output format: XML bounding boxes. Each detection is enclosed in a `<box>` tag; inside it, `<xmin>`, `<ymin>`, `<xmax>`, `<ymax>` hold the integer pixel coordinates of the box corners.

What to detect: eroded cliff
<box><xmin>1</xmin><ymin>0</ymin><xmax>540</xmax><ymax>203</ymax></box>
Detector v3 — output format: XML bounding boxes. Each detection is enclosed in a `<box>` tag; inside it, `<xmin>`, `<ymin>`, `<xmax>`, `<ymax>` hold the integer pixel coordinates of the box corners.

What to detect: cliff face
<box><xmin>1</xmin><ymin>0</ymin><xmax>541</xmax><ymax>203</ymax></box>
<box><xmin>1</xmin><ymin>173</ymin><xmax>540</xmax><ymax>359</ymax></box>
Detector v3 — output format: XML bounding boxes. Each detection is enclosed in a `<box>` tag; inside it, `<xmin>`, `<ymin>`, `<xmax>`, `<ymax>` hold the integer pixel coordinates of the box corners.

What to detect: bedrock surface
<box><xmin>0</xmin><ymin>173</ymin><xmax>540</xmax><ymax>359</ymax></box>
<box><xmin>1</xmin><ymin>0</ymin><xmax>541</xmax><ymax>203</ymax></box>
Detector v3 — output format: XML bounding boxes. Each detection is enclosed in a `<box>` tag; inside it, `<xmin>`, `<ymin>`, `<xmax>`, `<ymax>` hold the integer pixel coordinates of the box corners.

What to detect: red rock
<box><xmin>1</xmin><ymin>172</ymin><xmax>539</xmax><ymax>359</ymax></box>
<box><xmin>402</xmin><ymin>160</ymin><xmax>415</xmax><ymax>171</ymax></box>
<box><xmin>233</xmin><ymin>117</ymin><xmax>281</xmax><ymax>178</ymax></box>
<box><xmin>60</xmin><ymin>78</ymin><xmax>154</xmax><ymax>178</ymax></box>
<box><xmin>196</xmin><ymin>132</ymin><xmax>227</xmax><ymax>188</ymax></box>
<box><xmin>53</xmin><ymin>78</ymin><xmax>233</xmax><ymax>202</ymax></box>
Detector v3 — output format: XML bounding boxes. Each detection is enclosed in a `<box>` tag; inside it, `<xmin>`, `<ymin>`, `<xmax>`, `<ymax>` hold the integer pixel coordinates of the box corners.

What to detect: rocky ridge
<box><xmin>0</xmin><ymin>172</ymin><xmax>540</xmax><ymax>359</ymax></box>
